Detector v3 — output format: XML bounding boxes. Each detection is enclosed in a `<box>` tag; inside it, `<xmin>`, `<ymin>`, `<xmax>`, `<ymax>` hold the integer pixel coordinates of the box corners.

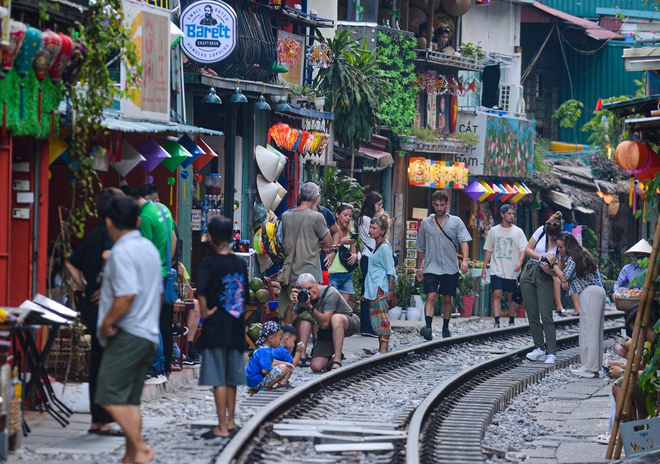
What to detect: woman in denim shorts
<box><xmin>327</xmin><ymin>203</ymin><xmax>358</xmax><ymax>303</ymax></box>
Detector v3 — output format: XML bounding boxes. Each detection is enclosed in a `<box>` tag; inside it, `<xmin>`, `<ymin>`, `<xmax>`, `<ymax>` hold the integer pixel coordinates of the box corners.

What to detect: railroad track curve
<box><xmin>219</xmin><ymin>314</ymin><xmax>624</xmax><ymax>464</ymax></box>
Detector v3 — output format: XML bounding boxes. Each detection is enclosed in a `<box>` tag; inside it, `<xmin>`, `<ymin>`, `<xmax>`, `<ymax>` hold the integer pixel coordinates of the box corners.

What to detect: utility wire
<box><xmin>521</xmin><ymin>23</ymin><xmax>557</xmax><ymax>84</ymax></box>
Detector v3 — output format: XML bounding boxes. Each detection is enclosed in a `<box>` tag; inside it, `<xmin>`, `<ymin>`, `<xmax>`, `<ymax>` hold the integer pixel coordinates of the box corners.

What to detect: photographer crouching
<box><xmin>290</xmin><ymin>273</ymin><xmax>360</xmax><ymax>372</ymax></box>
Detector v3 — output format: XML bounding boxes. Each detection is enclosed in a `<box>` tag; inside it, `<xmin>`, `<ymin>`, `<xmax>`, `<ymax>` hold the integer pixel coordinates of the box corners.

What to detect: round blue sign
<box><xmin>180</xmin><ymin>0</ymin><xmax>237</xmax><ymax>64</ymax></box>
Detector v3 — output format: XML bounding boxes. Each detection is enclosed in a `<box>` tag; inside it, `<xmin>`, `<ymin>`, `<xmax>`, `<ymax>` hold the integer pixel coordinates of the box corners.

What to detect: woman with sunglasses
<box><xmin>363</xmin><ymin>214</ymin><xmax>396</xmax><ymax>355</ymax></box>
<box><xmin>545</xmin><ymin>232</ymin><xmax>605</xmax><ymax>378</ymax></box>
<box><xmin>327</xmin><ymin>203</ymin><xmax>358</xmax><ymax>303</ymax></box>
<box><xmin>357</xmin><ymin>192</ymin><xmax>384</xmax><ymax>337</ymax></box>
<box><xmin>520</xmin><ymin>211</ymin><xmax>563</xmax><ymax>364</ymax></box>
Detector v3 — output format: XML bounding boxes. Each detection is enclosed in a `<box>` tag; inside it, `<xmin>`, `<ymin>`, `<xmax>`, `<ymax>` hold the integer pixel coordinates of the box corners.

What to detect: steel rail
<box><xmin>406</xmin><ymin>325</ymin><xmax>624</xmax><ymax>464</ymax></box>
<box><xmin>218</xmin><ymin>313</ymin><xmax>623</xmax><ymax>464</ymax></box>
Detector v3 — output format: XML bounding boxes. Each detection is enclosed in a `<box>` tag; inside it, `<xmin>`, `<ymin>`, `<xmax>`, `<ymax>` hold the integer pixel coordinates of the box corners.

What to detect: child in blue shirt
<box><xmin>272</xmin><ymin>325</ymin><xmax>304</xmax><ymax>387</ymax></box>
<box><xmin>245</xmin><ymin>321</ymin><xmax>293</xmax><ymax>394</ymax></box>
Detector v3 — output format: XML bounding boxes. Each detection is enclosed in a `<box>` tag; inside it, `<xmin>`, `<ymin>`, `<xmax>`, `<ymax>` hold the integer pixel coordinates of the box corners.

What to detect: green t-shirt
<box><xmin>139</xmin><ymin>201</ymin><xmax>176</xmax><ymax>277</ymax></box>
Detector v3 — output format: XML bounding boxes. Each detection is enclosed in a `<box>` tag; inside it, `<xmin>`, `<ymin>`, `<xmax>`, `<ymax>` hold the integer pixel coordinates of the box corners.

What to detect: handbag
<box><xmin>338</xmin><ymin>245</ymin><xmax>359</xmax><ymax>272</ymax></box>
<box><xmin>156</xmin><ymin>203</ymin><xmax>179</xmax><ymax>304</ymax></box>
<box><xmin>277</xmin><ymin>209</ymin><xmax>312</xmax><ymax>284</ymax></box>
<box><xmin>511</xmin><ymin>275</ymin><xmax>523</xmax><ymax>305</ymax></box>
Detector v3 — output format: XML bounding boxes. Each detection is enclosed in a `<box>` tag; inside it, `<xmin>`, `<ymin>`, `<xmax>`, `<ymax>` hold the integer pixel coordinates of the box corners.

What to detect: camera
<box><xmin>540</xmin><ymin>256</ymin><xmax>550</xmax><ymax>265</ymax></box>
<box><xmin>297</xmin><ymin>288</ymin><xmax>311</xmax><ymax>303</ymax></box>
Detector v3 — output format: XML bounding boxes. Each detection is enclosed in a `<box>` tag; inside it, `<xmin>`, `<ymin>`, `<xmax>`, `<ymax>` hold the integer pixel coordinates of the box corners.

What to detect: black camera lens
<box><xmin>540</xmin><ymin>256</ymin><xmax>550</xmax><ymax>264</ymax></box>
<box><xmin>298</xmin><ymin>289</ymin><xmax>310</xmax><ymax>303</ymax></box>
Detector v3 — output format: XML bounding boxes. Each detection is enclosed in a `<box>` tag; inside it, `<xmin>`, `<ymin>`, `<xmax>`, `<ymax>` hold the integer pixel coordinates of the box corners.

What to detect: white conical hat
<box><xmin>267</xmin><ymin>144</ymin><xmax>287</xmax><ymax>168</ymax></box>
<box><xmin>277</xmin><ymin>183</ymin><xmax>287</xmax><ymax>199</ymax></box>
<box><xmin>271</xmin><ymin>194</ymin><xmax>284</xmax><ymax>212</ymax></box>
<box><xmin>626</xmin><ymin>239</ymin><xmax>652</xmax><ymax>256</ymax></box>
<box><xmin>255</xmin><ymin>145</ymin><xmax>285</xmax><ymax>182</ymax></box>
<box><xmin>257</xmin><ymin>175</ymin><xmax>280</xmax><ymax>211</ymax></box>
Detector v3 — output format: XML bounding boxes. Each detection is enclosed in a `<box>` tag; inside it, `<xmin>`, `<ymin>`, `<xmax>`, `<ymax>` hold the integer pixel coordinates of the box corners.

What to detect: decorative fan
<box><xmin>276</xmin><ymin>37</ymin><xmax>301</xmax><ymax>68</ymax></box>
<box><xmin>307</xmin><ymin>42</ymin><xmax>333</xmax><ymax>69</ymax></box>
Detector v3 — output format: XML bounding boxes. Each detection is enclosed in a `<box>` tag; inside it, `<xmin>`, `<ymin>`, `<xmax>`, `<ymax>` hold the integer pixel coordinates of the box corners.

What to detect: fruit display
<box><xmin>255</xmin><ymin>289</ymin><xmax>270</xmax><ymax>303</ymax></box>
<box><xmin>250</xmin><ymin>277</ymin><xmax>264</xmax><ymax>292</ymax></box>
<box><xmin>613</xmin><ymin>289</ymin><xmax>642</xmax><ymax>312</ymax></box>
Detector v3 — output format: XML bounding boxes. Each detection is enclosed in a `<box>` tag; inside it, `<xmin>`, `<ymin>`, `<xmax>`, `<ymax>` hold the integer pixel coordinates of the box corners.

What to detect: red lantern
<box><xmin>49</xmin><ymin>33</ymin><xmax>73</xmax><ymax>83</ymax></box>
<box><xmin>615</xmin><ymin>141</ymin><xmax>650</xmax><ymax>172</ymax></box>
<box><xmin>635</xmin><ymin>147</ymin><xmax>660</xmax><ymax>183</ymax></box>
<box><xmin>1</xmin><ymin>20</ymin><xmax>27</xmax><ymax>73</ymax></box>
<box><xmin>33</xmin><ymin>29</ymin><xmax>62</xmax><ymax>80</ymax></box>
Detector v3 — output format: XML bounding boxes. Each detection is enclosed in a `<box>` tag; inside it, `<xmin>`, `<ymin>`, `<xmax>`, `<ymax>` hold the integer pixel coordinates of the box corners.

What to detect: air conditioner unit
<box><xmin>499</xmin><ymin>83</ymin><xmax>525</xmax><ymax>115</ymax></box>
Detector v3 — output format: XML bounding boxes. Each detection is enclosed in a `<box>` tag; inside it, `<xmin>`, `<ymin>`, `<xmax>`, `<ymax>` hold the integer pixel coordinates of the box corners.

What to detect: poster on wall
<box><xmin>483</xmin><ymin>116</ymin><xmax>536</xmax><ymax>178</ymax></box>
<box><xmin>409</xmin><ymin>158</ymin><xmax>468</xmax><ymax>189</ymax></box>
<box><xmin>121</xmin><ymin>0</ymin><xmax>171</xmax><ymax>121</ymax></box>
<box><xmin>179</xmin><ymin>0</ymin><xmax>237</xmax><ymax>64</ymax></box>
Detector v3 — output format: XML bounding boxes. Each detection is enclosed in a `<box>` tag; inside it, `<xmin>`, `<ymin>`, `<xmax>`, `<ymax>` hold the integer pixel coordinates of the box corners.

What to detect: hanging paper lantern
<box><xmin>138</xmin><ymin>137</ymin><xmax>170</xmax><ymax>173</ymax></box>
<box><xmin>178</xmin><ymin>134</ymin><xmax>205</xmax><ymax>168</ymax></box>
<box><xmin>478</xmin><ymin>180</ymin><xmax>493</xmax><ymax>202</ymax></box>
<box><xmin>498</xmin><ymin>182</ymin><xmax>514</xmax><ymax>202</ymax></box>
<box><xmin>33</xmin><ymin>30</ymin><xmax>61</xmax><ymax>79</ymax></box>
<box><xmin>307</xmin><ymin>42</ymin><xmax>333</xmax><ymax>69</ymax></box>
<box><xmin>161</xmin><ymin>140</ymin><xmax>192</xmax><ymax>172</ymax></box>
<box><xmin>276</xmin><ymin>37</ymin><xmax>301</xmax><ymax>67</ymax></box>
<box><xmin>492</xmin><ymin>183</ymin><xmax>507</xmax><ymax>202</ymax></box>
<box><xmin>49</xmin><ymin>33</ymin><xmax>73</xmax><ymax>82</ymax></box>
<box><xmin>15</xmin><ymin>27</ymin><xmax>43</xmax><ymax>76</ymax></box>
<box><xmin>634</xmin><ymin>147</ymin><xmax>660</xmax><ymax>183</ymax></box>
<box><xmin>615</xmin><ymin>141</ymin><xmax>651</xmax><ymax>172</ymax></box>
<box><xmin>464</xmin><ymin>180</ymin><xmax>486</xmax><ymax>202</ymax></box>
<box><xmin>486</xmin><ymin>182</ymin><xmax>501</xmax><ymax>202</ymax></box>
<box><xmin>192</xmin><ymin>138</ymin><xmax>218</xmax><ymax>170</ymax></box>
<box><xmin>1</xmin><ymin>20</ymin><xmax>27</xmax><ymax>73</ymax></box>
<box><xmin>62</xmin><ymin>39</ymin><xmax>89</xmax><ymax>87</ymax></box>
<box><xmin>111</xmin><ymin>140</ymin><xmax>145</xmax><ymax>177</ymax></box>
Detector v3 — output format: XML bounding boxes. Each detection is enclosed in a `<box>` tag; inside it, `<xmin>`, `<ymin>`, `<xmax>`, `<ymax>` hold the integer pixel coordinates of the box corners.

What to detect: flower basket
<box><xmin>461</xmin><ymin>295</ymin><xmax>475</xmax><ymax>318</ymax></box>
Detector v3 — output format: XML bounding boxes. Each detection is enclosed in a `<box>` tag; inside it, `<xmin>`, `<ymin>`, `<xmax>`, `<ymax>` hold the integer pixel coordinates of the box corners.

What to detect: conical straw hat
<box><xmin>271</xmin><ymin>194</ymin><xmax>284</xmax><ymax>212</ymax></box>
<box><xmin>442</xmin><ymin>0</ymin><xmax>471</xmax><ymax>16</ymax></box>
<box><xmin>277</xmin><ymin>183</ymin><xmax>287</xmax><ymax>199</ymax></box>
<box><xmin>257</xmin><ymin>175</ymin><xmax>280</xmax><ymax>211</ymax></box>
<box><xmin>267</xmin><ymin>144</ymin><xmax>287</xmax><ymax>168</ymax></box>
<box><xmin>256</xmin><ymin>145</ymin><xmax>284</xmax><ymax>182</ymax></box>
<box><xmin>626</xmin><ymin>239</ymin><xmax>652</xmax><ymax>256</ymax></box>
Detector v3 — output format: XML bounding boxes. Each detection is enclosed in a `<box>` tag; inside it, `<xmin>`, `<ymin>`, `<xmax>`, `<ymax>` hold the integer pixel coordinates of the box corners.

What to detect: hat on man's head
<box><xmin>500</xmin><ymin>204</ymin><xmax>515</xmax><ymax>214</ymax></box>
<box><xmin>626</xmin><ymin>239</ymin><xmax>652</xmax><ymax>256</ymax></box>
<box><xmin>256</xmin><ymin>320</ymin><xmax>281</xmax><ymax>346</ymax></box>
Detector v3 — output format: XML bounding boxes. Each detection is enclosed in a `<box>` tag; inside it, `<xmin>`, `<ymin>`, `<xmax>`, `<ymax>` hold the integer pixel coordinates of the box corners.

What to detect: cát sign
<box><xmin>180</xmin><ymin>0</ymin><xmax>236</xmax><ymax>64</ymax></box>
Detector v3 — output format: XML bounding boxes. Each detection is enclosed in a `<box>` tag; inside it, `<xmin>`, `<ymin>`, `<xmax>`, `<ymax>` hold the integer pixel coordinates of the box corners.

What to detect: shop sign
<box><xmin>121</xmin><ymin>0</ymin><xmax>171</xmax><ymax>122</ymax></box>
<box><xmin>454</xmin><ymin>112</ymin><xmax>486</xmax><ymax>175</ymax></box>
<box><xmin>408</xmin><ymin>158</ymin><xmax>468</xmax><ymax>189</ymax></box>
<box><xmin>180</xmin><ymin>0</ymin><xmax>236</xmax><ymax>64</ymax></box>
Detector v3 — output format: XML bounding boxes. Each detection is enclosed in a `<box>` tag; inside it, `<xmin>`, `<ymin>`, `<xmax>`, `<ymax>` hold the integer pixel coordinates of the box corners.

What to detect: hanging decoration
<box><xmin>1</xmin><ymin>20</ymin><xmax>26</xmax><ymax>136</ymax></box>
<box><xmin>276</xmin><ymin>37</ymin><xmax>301</xmax><ymax>68</ymax></box>
<box><xmin>193</xmin><ymin>138</ymin><xmax>218</xmax><ymax>170</ymax></box>
<box><xmin>138</xmin><ymin>137</ymin><xmax>170</xmax><ymax>172</ymax></box>
<box><xmin>14</xmin><ymin>26</ymin><xmax>42</xmax><ymax>120</ymax></box>
<box><xmin>49</xmin><ymin>33</ymin><xmax>73</xmax><ymax>83</ymax></box>
<box><xmin>414</xmin><ymin>70</ymin><xmax>479</xmax><ymax>96</ymax></box>
<box><xmin>408</xmin><ymin>158</ymin><xmax>468</xmax><ymax>189</ymax></box>
<box><xmin>268</xmin><ymin>122</ymin><xmax>329</xmax><ymax>154</ymax></box>
<box><xmin>464</xmin><ymin>180</ymin><xmax>486</xmax><ymax>202</ymax></box>
<box><xmin>111</xmin><ymin>140</ymin><xmax>145</xmax><ymax>177</ymax></box>
<box><xmin>33</xmin><ymin>29</ymin><xmax>62</xmax><ymax>123</ymax></box>
<box><xmin>178</xmin><ymin>134</ymin><xmax>205</xmax><ymax>168</ymax></box>
<box><xmin>49</xmin><ymin>137</ymin><xmax>69</xmax><ymax>165</ymax></box>
<box><xmin>307</xmin><ymin>42</ymin><xmax>333</xmax><ymax>69</ymax></box>
<box><xmin>161</xmin><ymin>140</ymin><xmax>192</xmax><ymax>203</ymax></box>
<box><xmin>615</xmin><ymin>140</ymin><xmax>659</xmax><ymax>206</ymax></box>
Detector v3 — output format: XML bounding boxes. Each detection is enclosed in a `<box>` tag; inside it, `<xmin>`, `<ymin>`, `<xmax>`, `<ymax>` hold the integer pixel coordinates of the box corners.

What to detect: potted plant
<box><xmin>458</xmin><ymin>42</ymin><xmax>485</xmax><ymax>62</ymax></box>
<box><xmin>399</xmin><ymin>130</ymin><xmax>416</xmax><ymax>151</ymax></box>
<box><xmin>271</xmin><ymin>80</ymin><xmax>289</xmax><ymax>103</ymax></box>
<box><xmin>458</xmin><ymin>271</ymin><xmax>476</xmax><ymax>318</ymax></box>
<box><xmin>392</xmin><ymin>263</ymin><xmax>413</xmax><ymax>320</ymax></box>
<box><xmin>288</xmin><ymin>84</ymin><xmax>309</xmax><ymax>106</ymax></box>
<box><xmin>311</xmin><ymin>88</ymin><xmax>328</xmax><ymax>111</ymax></box>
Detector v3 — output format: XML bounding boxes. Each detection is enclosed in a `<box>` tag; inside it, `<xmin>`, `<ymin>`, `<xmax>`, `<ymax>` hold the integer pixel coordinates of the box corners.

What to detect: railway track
<box><xmin>219</xmin><ymin>314</ymin><xmax>624</xmax><ymax>464</ymax></box>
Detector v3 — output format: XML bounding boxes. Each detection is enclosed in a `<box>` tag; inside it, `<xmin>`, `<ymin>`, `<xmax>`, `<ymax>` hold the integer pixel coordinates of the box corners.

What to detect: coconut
<box><xmin>249</xmin><ymin>290</ymin><xmax>256</xmax><ymax>302</ymax></box>
<box><xmin>255</xmin><ymin>289</ymin><xmax>270</xmax><ymax>303</ymax></box>
<box><xmin>249</xmin><ymin>277</ymin><xmax>264</xmax><ymax>292</ymax></box>
<box><xmin>247</xmin><ymin>323</ymin><xmax>262</xmax><ymax>341</ymax></box>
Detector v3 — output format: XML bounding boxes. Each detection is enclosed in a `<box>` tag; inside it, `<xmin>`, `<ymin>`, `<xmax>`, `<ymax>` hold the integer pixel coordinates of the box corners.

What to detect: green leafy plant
<box><xmin>395</xmin><ymin>264</ymin><xmax>414</xmax><ymax>307</ymax></box>
<box><xmin>449</xmin><ymin>132</ymin><xmax>479</xmax><ymax>147</ymax></box>
<box><xmin>376</xmin><ymin>31</ymin><xmax>418</xmax><ymax>140</ymax></box>
<box><xmin>410</xmin><ymin>127</ymin><xmax>440</xmax><ymax>142</ymax></box>
<box><xmin>458</xmin><ymin>42</ymin><xmax>485</xmax><ymax>61</ymax></box>
<box><xmin>552</xmin><ymin>99</ymin><xmax>584</xmax><ymax>129</ymax></box>
<box><xmin>320</xmin><ymin>166</ymin><xmax>366</xmax><ymax>212</ymax></box>
<box><xmin>458</xmin><ymin>271</ymin><xmax>476</xmax><ymax>296</ymax></box>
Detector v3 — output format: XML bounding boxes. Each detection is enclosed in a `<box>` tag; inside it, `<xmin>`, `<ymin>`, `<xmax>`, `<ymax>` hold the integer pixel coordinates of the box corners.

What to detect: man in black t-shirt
<box><xmin>66</xmin><ymin>187</ymin><xmax>123</xmax><ymax>435</ymax></box>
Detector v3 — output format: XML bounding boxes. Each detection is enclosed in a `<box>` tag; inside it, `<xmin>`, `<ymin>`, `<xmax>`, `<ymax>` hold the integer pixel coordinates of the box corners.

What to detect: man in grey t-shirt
<box><xmin>96</xmin><ymin>196</ymin><xmax>161</xmax><ymax>464</ymax></box>
<box><xmin>416</xmin><ymin>190</ymin><xmax>471</xmax><ymax>340</ymax></box>
<box><xmin>291</xmin><ymin>273</ymin><xmax>360</xmax><ymax>372</ymax></box>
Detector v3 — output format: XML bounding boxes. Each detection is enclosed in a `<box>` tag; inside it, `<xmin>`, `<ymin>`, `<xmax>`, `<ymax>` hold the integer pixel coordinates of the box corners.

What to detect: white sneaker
<box><xmin>372</xmin><ymin>352</ymin><xmax>382</xmax><ymax>357</ymax></box>
<box><xmin>145</xmin><ymin>376</ymin><xmax>165</xmax><ymax>385</ymax></box>
<box><xmin>526</xmin><ymin>347</ymin><xmax>546</xmax><ymax>362</ymax></box>
<box><xmin>571</xmin><ymin>369</ymin><xmax>596</xmax><ymax>378</ymax></box>
<box><xmin>594</xmin><ymin>432</ymin><xmax>611</xmax><ymax>445</ymax></box>
<box><xmin>545</xmin><ymin>354</ymin><xmax>556</xmax><ymax>364</ymax></box>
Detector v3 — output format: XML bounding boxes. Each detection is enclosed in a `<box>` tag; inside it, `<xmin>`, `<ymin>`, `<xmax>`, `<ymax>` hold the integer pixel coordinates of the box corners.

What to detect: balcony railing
<box><xmin>414</xmin><ymin>49</ymin><xmax>486</xmax><ymax>72</ymax></box>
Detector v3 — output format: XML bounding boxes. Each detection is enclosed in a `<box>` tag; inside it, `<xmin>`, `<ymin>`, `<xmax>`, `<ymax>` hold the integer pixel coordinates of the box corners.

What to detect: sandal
<box><xmin>331</xmin><ymin>361</ymin><xmax>342</xmax><ymax>370</ymax></box>
<box><xmin>93</xmin><ymin>423</ymin><xmax>124</xmax><ymax>437</ymax></box>
<box><xmin>201</xmin><ymin>429</ymin><xmax>228</xmax><ymax>440</ymax></box>
<box><xmin>557</xmin><ymin>309</ymin><xmax>568</xmax><ymax>317</ymax></box>
<box><xmin>298</xmin><ymin>356</ymin><xmax>311</xmax><ymax>368</ymax></box>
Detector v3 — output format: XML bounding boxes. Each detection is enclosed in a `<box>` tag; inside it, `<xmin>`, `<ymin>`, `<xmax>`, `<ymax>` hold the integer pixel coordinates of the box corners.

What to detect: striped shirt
<box><xmin>614</xmin><ymin>263</ymin><xmax>643</xmax><ymax>293</ymax></box>
<box><xmin>562</xmin><ymin>257</ymin><xmax>602</xmax><ymax>296</ymax></box>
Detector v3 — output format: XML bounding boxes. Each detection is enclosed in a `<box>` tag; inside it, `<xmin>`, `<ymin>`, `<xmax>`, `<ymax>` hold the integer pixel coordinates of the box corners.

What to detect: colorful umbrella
<box><xmin>49</xmin><ymin>33</ymin><xmax>73</xmax><ymax>83</ymax></box>
<box><xmin>192</xmin><ymin>138</ymin><xmax>218</xmax><ymax>170</ymax></box>
<box><xmin>138</xmin><ymin>137</ymin><xmax>170</xmax><ymax>173</ymax></box>
<box><xmin>111</xmin><ymin>140</ymin><xmax>145</xmax><ymax>177</ymax></box>
<box><xmin>464</xmin><ymin>180</ymin><xmax>486</xmax><ymax>202</ymax></box>
<box><xmin>178</xmin><ymin>134</ymin><xmax>204</xmax><ymax>168</ymax></box>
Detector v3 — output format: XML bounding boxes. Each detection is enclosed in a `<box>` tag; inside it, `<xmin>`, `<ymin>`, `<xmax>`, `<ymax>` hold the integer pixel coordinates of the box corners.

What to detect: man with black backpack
<box><xmin>415</xmin><ymin>190</ymin><xmax>471</xmax><ymax>340</ymax></box>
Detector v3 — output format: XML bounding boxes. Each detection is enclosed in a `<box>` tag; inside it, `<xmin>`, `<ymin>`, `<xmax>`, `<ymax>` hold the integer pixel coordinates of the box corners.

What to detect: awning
<box><xmin>333</xmin><ymin>142</ymin><xmax>394</xmax><ymax>171</ymax></box>
<box><xmin>101</xmin><ymin>110</ymin><xmax>224</xmax><ymax>136</ymax></box>
<box><xmin>527</xmin><ymin>3</ymin><xmax>624</xmax><ymax>41</ymax></box>
<box><xmin>546</xmin><ymin>190</ymin><xmax>573</xmax><ymax>209</ymax></box>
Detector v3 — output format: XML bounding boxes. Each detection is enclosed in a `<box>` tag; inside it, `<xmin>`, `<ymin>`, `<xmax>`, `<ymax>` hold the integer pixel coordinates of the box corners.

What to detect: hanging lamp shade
<box><xmin>193</xmin><ymin>138</ymin><xmax>218</xmax><ymax>170</ymax></box>
<box><xmin>230</xmin><ymin>87</ymin><xmax>248</xmax><ymax>103</ymax></box>
<box><xmin>111</xmin><ymin>140</ymin><xmax>145</xmax><ymax>177</ymax></box>
<box><xmin>478</xmin><ymin>180</ymin><xmax>493</xmax><ymax>202</ymax></box>
<box><xmin>138</xmin><ymin>137</ymin><xmax>170</xmax><ymax>172</ymax></box>
<box><xmin>255</xmin><ymin>145</ymin><xmax>285</xmax><ymax>182</ymax></box>
<box><xmin>49</xmin><ymin>33</ymin><xmax>73</xmax><ymax>82</ymax></box>
<box><xmin>49</xmin><ymin>137</ymin><xmax>69</xmax><ymax>164</ymax></box>
<box><xmin>161</xmin><ymin>140</ymin><xmax>192</xmax><ymax>172</ymax></box>
<box><xmin>178</xmin><ymin>134</ymin><xmax>205</xmax><ymax>168</ymax></box>
<box><xmin>275</xmin><ymin>98</ymin><xmax>291</xmax><ymax>112</ymax></box>
<box><xmin>498</xmin><ymin>182</ymin><xmax>515</xmax><ymax>202</ymax></box>
<box><xmin>33</xmin><ymin>29</ymin><xmax>61</xmax><ymax>80</ymax></box>
<box><xmin>254</xmin><ymin>95</ymin><xmax>271</xmax><ymax>111</ymax></box>
<box><xmin>464</xmin><ymin>180</ymin><xmax>486</xmax><ymax>202</ymax></box>
<box><xmin>62</xmin><ymin>39</ymin><xmax>88</xmax><ymax>87</ymax></box>
<box><xmin>1</xmin><ymin>20</ymin><xmax>27</xmax><ymax>73</ymax></box>
<box><xmin>14</xmin><ymin>26</ymin><xmax>42</xmax><ymax>76</ymax></box>
<box><xmin>202</xmin><ymin>87</ymin><xmax>222</xmax><ymax>104</ymax></box>
<box><xmin>615</xmin><ymin>141</ymin><xmax>651</xmax><ymax>172</ymax></box>
<box><xmin>257</xmin><ymin>175</ymin><xmax>280</xmax><ymax>211</ymax></box>
<box><xmin>486</xmin><ymin>182</ymin><xmax>500</xmax><ymax>202</ymax></box>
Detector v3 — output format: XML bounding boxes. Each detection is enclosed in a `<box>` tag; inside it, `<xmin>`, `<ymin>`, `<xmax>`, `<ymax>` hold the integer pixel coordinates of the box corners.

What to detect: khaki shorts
<box><xmin>278</xmin><ymin>284</ymin><xmax>315</xmax><ymax>323</ymax></box>
<box><xmin>95</xmin><ymin>330</ymin><xmax>156</xmax><ymax>406</ymax></box>
<box><xmin>311</xmin><ymin>313</ymin><xmax>360</xmax><ymax>358</ymax></box>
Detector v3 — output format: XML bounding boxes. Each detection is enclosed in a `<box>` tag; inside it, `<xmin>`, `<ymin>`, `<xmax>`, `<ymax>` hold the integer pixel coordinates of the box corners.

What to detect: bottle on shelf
<box><xmin>233</xmin><ymin>221</ymin><xmax>241</xmax><ymax>242</ymax></box>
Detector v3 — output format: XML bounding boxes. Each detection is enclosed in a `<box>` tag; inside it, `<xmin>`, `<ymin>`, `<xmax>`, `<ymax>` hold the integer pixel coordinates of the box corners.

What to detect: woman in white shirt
<box><xmin>520</xmin><ymin>211</ymin><xmax>563</xmax><ymax>365</ymax></box>
<box><xmin>357</xmin><ymin>192</ymin><xmax>383</xmax><ymax>337</ymax></box>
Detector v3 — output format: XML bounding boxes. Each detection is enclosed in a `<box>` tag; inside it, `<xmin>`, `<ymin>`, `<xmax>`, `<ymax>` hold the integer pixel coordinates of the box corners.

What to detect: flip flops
<box><xmin>89</xmin><ymin>423</ymin><xmax>124</xmax><ymax>437</ymax></box>
<box><xmin>201</xmin><ymin>426</ymin><xmax>241</xmax><ymax>440</ymax></box>
<box><xmin>298</xmin><ymin>356</ymin><xmax>311</xmax><ymax>368</ymax></box>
